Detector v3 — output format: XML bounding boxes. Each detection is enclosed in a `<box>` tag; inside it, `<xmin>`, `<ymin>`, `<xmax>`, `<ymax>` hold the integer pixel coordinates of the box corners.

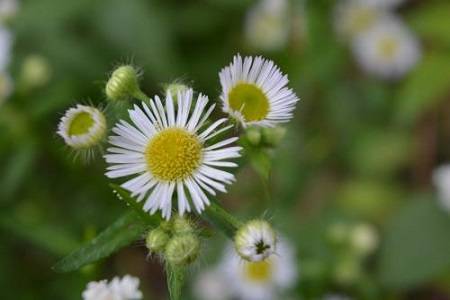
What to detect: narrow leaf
<box><xmin>110</xmin><ymin>183</ymin><xmax>162</xmax><ymax>227</ymax></box>
<box><xmin>53</xmin><ymin>211</ymin><xmax>147</xmax><ymax>272</ymax></box>
<box><xmin>202</xmin><ymin>202</ymin><xmax>242</xmax><ymax>239</ymax></box>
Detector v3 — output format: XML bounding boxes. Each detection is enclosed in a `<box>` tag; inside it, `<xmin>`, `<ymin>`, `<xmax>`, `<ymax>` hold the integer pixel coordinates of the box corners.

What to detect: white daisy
<box><xmin>57</xmin><ymin>104</ymin><xmax>107</xmax><ymax>149</ymax></box>
<box><xmin>0</xmin><ymin>25</ymin><xmax>12</xmax><ymax>71</ymax></box>
<box><xmin>221</xmin><ymin>238</ymin><xmax>298</xmax><ymax>300</ymax></box>
<box><xmin>0</xmin><ymin>0</ymin><xmax>19</xmax><ymax>21</ymax></box>
<box><xmin>351</xmin><ymin>16</ymin><xmax>421</xmax><ymax>79</ymax></box>
<box><xmin>219</xmin><ymin>54</ymin><xmax>299</xmax><ymax>127</ymax></box>
<box><xmin>104</xmin><ymin>88</ymin><xmax>241</xmax><ymax>219</ymax></box>
<box><xmin>82</xmin><ymin>275</ymin><xmax>143</xmax><ymax>300</ymax></box>
<box><xmin>432</xmin><ymin>164</ymin><xmax>450</xmax><ymax>212</ymax></box>
<box><xmin>234</xmin><ymin>219</ymin><xmax>277</xmax><ymax>262</ymax></box>
<box><xmin>244</xmin><ymin>0</ymin><xmax>290</xmax><ymax>52</ymax></box>
<box><xmin>333</xmin><ymin>0</ymin><xmax>383</xmax><ymax>40</ymax></box>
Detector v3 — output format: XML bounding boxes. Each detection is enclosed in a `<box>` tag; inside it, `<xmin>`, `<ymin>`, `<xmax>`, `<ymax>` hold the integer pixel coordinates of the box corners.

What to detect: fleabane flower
<box><xmin>234</xmin><ymin>220</ymin><xmax>277</xmax><ymax>262</ymax></box>
<box><xmin>220</xmin><ymin>239</ymin><xmax>298</xmax><ymax>300</ymax></box>
<box><xmin>105</xmin><ymin>89</ymin><xmax>241</xmax><ymax>219</ymax></box>
<box><xmin>432</xmin><ymin>164</ymin><xmax>450</xmax><ymax>212</ymax></box>
<box><xmin>219</xmin><ymin>55</ymin><xmax>299</xmax><ymax>127</ymax></box>
<box><xmin>57</xmin><ymin>104</ymin><xmax>107</xmax><ymax>150</ymax></box>
<box><xmin>244</xmin><ymin>0</ymin><xmax>290</xmax><ymax>52</ymax></box>
<box><xmin>82</xmin><ymin>275</ymin><xmax>143</xmax><ymax>300</ymax></box>
<box><xmin>351</xmin><ymin>17</ymin><xmax>421</xmax><ymax>79</ymax></box>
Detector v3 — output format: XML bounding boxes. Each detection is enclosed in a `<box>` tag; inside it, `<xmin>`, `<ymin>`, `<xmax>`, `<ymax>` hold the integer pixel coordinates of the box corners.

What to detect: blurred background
<box><xmin>1</xmin><ymin>0</ymin><xmax>450</xmax><ymax>299</ymax></box>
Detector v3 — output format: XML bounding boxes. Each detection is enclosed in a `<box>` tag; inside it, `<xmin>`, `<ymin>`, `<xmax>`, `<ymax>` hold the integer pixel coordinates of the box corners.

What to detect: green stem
<box><xmin>133</xmin><ymin>90</ymin><xmax>150</xmax><ymax>102</ymax></box>
<box><xmin>202</xmin><ymin>202</ymin><xmax>243</xmax><ymax>239</ymax></box>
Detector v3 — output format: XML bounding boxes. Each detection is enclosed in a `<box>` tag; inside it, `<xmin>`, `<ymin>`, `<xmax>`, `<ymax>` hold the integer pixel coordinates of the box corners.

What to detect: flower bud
<box><xmin>165</xmin><ymin>234</ymin><xmax>200</xmax><ymax>266</ymax></box>
<box><xmin>164</xmin><ymin>83</ymin><xmax>189</xmax><ymax>102</ymax></box>
<box><xmin>105</xmin><ymin>65</ymin><xmax>141</xmax><ymax>102</ymax></box>
<box><xmin>57</xmin><ymin>104</ymin><xmax>107</xmax><ymax>149</ymax></box>
<box><xmin>146</xmin><ymin>228</ymin><xmax>170</xmax><ymax>254</ymax></box>
<box><xmin>172</xmin><ymin>216</ymin><xmax>194</xmax><ymax>235</ymax></box>
<box><xmin>245</xmin><ymin>127</ymin><xmax>262</xmax><ymax>146</ymax></box>
<box><xmin>350</xmin><ymin>223</ymin><xmax>378</xmax><ymax>257</ymax></box>
<box><xmin>234</xmin><ymin>219</ymin><xmax>277</xmax><ymax>262</ymax></box>
<box><xmin>262</xmin><ymin>126</ymin><xmax>286</xmax><ymax>146</ymax></box>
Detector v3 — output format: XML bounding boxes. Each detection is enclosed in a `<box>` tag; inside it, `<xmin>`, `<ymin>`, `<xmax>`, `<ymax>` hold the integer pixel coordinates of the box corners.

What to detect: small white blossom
<box><xmin>351</xmin><ymin>16</ymin><xmax>421</xmax><ymax>79</ymax></box>
<box><xmin>0</xmin><ymin>25</ymin><xmax>12</xmax><ymax>72</ymax></box>
<box><xmin>82</xmin><ymin>275</ymin><xmax>143</xmax><ymax>300</ymax></box>
<box><xmin>432</xmin><ymin>164</ymin><xmax>450</xmax><ymax>212</ymax></box>
<box><xmin>244</xmin><ymin>0</ymin><xmax>290</xmax><ymax>52</ymax></box>
<box><xmin>194</xmin><ymin>269</ymin><xmax>231</xmax><ymax>300</ymax></box>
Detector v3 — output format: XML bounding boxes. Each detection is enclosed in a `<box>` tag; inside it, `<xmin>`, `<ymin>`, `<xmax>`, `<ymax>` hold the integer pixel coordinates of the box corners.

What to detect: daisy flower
<box><xmin>220</xmin><ymin>238</ymin><xmax>298</xmax><ymax>300</ymax></box>
<box><xmin>57</xmin><ymin>104</ymin><xmax>107</xmax><ymax>150</ymax></box>
<box><xmin>82</xmin><ymin>275</ymin><xmax>142</xmax><ymax>300</ymax></box>
<box><xmin>104</xmin><ymin>89</ymin><xmax>241</xmax><ymax>219</ymax></box>
<box><xmin>432</xmin><ymin>164</ymin><xmax>450</xmax><ymax>212</ymax></box>
<box><xmin>194</xmin><ymin>268</ymin><xmax>231</xmax><ymax>300</ymax></box>
<box><xmin>219</xmin><ymin>54</ymin><xmax>299</xmax><ymax>127</ymax></box>
<box><xmin>352</xmin><ymin>16</ymin><xmax>421</xmax><ymax>79</ymax></box>
<box><xmin>244</xmin><ymin>0</ymin><xmax>290</xmax><ymax>52</ymax></box>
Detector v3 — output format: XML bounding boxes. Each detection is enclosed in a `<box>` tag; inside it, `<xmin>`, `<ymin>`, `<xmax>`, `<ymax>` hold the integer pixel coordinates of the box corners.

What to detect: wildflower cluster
<box><xmin>334</xmin><ymin>0</ymin><xmax>421</xmax><ymax>79</ymax></box>
<box><xmin>55</xmin><ymin>54</ymin><xmax>299</xmax><ymax>299</ymax></box>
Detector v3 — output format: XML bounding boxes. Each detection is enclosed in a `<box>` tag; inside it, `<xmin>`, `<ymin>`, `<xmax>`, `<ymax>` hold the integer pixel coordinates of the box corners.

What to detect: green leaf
<box><xmin>407</xmin><ymin>2</ymin><xmax>450</xmax><ymax>47</ymax></box>
<box><xmin>165</xmin><ymin>264</ymin><xmax>186</xmax><ymax>300</ymax></box>
<box><xmin>377</xmin><ymin>197</ymin><xmax>450</xmax><ymax>288</ymax></box>
<box><xmin>395</xmin><ymin>54</ymin><xmax>450</xmax><ymax>125</ymax></box>
<box><xmin>53</xmin><ymin>211</ymin><xmax>148</xmax><ymax>273</ymax></box>
<box><xmin>202</xmin><ymin>202</ymin><xmax>242</xmax><ymax>239</ymax></box>
<box><xmin>110</xmin><ymin>184</ymin><xmax>162</xmax><ymax>227</ymax></box>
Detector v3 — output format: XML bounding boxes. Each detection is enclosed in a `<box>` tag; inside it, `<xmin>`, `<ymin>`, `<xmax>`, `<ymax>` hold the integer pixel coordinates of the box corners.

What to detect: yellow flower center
<box><xmin>68</xmin><ymin>112</ymin><xmax>94</xmax><ymax>136</ymax></box>
<box><xmin>228</xmin><ymin>83</ymin><xmax>270</xmax><ymax>122</ymax></box>
<box><xmin>145</xmin><ymin>128</ymin><xmax>202</xmax><ymax>181</ymax></box>
<box><xmin>244</xmin><ymin>260</ymin><xmax>273</xmax><ymax>283</ymax></box>
<box><xmin>377</xmin><ymin>36</ymin><xmax>399</xmax><ymax>60</ymax></box>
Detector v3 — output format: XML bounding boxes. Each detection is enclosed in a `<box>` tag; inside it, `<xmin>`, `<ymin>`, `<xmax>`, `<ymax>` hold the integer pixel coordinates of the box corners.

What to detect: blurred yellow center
<box><xmin>377</xmin><ymin>37</ymin><xmax>399</xmax><ymax>59</ymax></box>
<box><xmin>228</xmin><ymin>83</ymin><xmax>269</xmax><ymax>122</ymax></box>
<box><xmin>244</xmin><ymin>260</ymin><xmax>272</xmax><ymax>283</ymax></box>
<box><xmin>145</xmin><ymin>128</ymin><xmax>202</xmax><ymax>181</ymax></box>
<box><xmin>68</xmin><ymin>112</ymin><xmax>94</xmax><ymax>136</ymax></box>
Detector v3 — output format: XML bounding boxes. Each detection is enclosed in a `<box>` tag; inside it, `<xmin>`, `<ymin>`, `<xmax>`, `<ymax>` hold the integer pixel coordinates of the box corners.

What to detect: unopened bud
<box><xmin>146</xmin><ymin>228</ymin><xmax>170</xmax><ymax>254</ymax></box>
<box><xmin>262</xmin><ymin>126</ymin><xmax>286</xmax><ymax>146</ymax></box>
<box><xmin>105</xmin><ymin>65</ymin><xmax>141</xmax><ymax>102</ymax></box>
<box><xmin>165</xmin><ymin>234</ymin><xmax>200</xmax><ymax>266</ymax></box>
<box><xmin>172</xmin><ymin>216</ymin><xmax>194</xmax><ymax>235</ymax></box>
<box><xmin>246</xmin><ymin>127</ymin><xmax>262</xmax><ymax>146</ymax></box>
<box><xmin>234</xmin><ymin>219</ymin><xmax>277</xmax><ymax>262</ymax></box>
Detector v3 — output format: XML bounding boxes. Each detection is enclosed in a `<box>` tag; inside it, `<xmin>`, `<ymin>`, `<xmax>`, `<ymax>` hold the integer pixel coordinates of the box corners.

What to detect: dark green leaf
<box><xmin>53</xmin><ymin>211</ymin><xmax>148</xmax><ymax>273</ymax></box>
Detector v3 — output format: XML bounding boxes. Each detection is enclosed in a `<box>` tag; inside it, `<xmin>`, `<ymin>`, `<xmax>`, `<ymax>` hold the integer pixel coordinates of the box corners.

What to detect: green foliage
<box><xmin>202</xmin><ymin>202</ymin><xmax>242</xmax><ymax>239</ymax></box>
<box><xmin>166</xmin><ymin>264</ymin><xmax>186</xmax><ymax>300</ymax></box>
<box><xmin>378</xmin><ymin>197</ymin><xmax>450</xmax><ymax>289</ymax></box>
<box><xmin>53</xmin><ymin>211</ymin><xmax>149</xmax><ymax>273</ymax></box>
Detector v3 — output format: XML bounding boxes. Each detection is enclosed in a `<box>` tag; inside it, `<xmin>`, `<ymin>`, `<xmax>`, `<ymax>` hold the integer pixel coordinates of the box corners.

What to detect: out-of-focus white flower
<box><xmin>334</xmin><ymin>0</ymin><xmax>382</xmax><ymax>39</ymax></box>
<box><xmin>105</xmin><ymin>89</ymin><xmax>241</xmax><ymax>219</ymax></box>
<box><xmin>82</xmin><ymin>275</ymin><xmax>143</xmax><ymax>300</ymax></box>
<box><xmin>219</xmin><ymin>54</ymin><xmax>299</xmax><ymax>127</ymax></box>
<box><xmin>220</xmin><ymin>239</ymin><xmax>298</xmax><ymax>300</ymax></box>
<box><xmin>244</xmin><ymin>0</ymin><xmax>290</xmax><ymax>52</ymax></box>
<box><xmin>0</xmin><ymin>0</ymin><xmax>18</xmax><ymax>21</ymax></box>
<box><xmin>351</xmin><ymin>16</ymin><xmax>421</xmax><ymax>79</ymax></box>
<box><xmin>363</xmin><ymin>0</ymin><xmax>406</xmax><ymax>9</ymax></box>
<box><xmin>194</xmin><ymin>269</ymin><xmax>231</xmax><ymax>300</ymax></box>
<box><xmin>432</xmin><ymin>164</ymin><xmax>450</xmax><ymax>212</ymax></box>
<box><xmin>350</xmin><ymin>223</ymin><xmax>379</xmax><ymax>256</ymax></box>
<box><xmin>0</xmin><ymin>25</ymin><xmax>12</xmax><ymax>71</ymax></box>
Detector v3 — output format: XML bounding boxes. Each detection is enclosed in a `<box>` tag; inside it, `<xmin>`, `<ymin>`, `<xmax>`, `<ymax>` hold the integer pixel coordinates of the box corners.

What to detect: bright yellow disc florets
<box><xmin>228</xmin><ymin>82</ymin><xmax>269</xmax><ymax>122</ymax></box>
<box><xmin>244</xmin><ymin>260</ymin><xmax>273</xmax><ymax>283</ymax></box>
<box><xmin>145</xmin><ymin>128</ymin><xmax>202</xmax><ymax>181</ymax></box>
<box><xmin>68</xmin><ymin>112</ymin><xmax>94</xmax><ymax>136</ymax></box>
